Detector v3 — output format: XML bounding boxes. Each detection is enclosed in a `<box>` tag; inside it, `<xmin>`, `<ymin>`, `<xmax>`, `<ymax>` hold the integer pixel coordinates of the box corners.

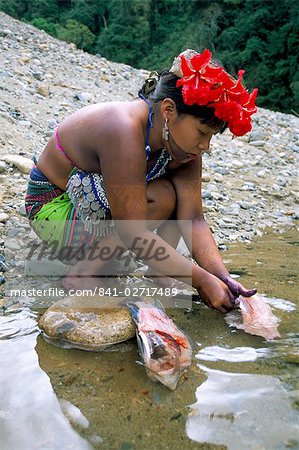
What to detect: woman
<box><xmin>25</xmin><ymin>48</ymin><xmax>258</xmax><ymax>313</ymax></box>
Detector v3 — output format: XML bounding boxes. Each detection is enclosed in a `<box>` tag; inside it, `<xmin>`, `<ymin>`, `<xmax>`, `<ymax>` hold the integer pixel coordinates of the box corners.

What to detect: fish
<box><xmin>126</xmin><ymin>300</ymin><xmax>192</xmax><ymax>390</ymax></box>
<box><xmin>238</xmin><ymin>294</ymin><xmax>281</xmax><ymax>340</ymax></box>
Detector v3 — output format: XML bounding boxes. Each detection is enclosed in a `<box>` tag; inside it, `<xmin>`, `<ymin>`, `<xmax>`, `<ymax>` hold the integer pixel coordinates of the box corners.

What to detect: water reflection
<box><xmin>186</xmin><ymin>365</ymin><xmax>299</xmax><ymax>450</ymax></box>
<box><xmin>0</xmin><ymin>310</ymin><xmax>92</xmax><ymax>450</ymax></box>
<box><xmin>196</xmin><ymin>345</ymin><xmax>268</xmax><ymax>362</ymax></box>
<box><xmin>1</xmin><ymin>229</ymin><xmax>298</xmax><ymax>449</ymax></box>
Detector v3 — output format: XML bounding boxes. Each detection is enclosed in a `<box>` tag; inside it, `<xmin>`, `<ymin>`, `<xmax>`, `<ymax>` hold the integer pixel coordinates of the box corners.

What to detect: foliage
<box><xmin>56</xmin><ymin>19</ymin><xmax>96</xmax><ymax>51</ymax></box>
<box><xmin>0</xmin><ymin>0</ymin><xmax>298</xmax><ymax>113</ymax></box>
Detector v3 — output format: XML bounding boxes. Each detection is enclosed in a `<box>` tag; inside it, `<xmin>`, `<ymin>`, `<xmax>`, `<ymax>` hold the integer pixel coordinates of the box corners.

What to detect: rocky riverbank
<box><xmin>0</xmin><ymin>12</ymin><xmax>298</xmax><ymax>297</ymax></box>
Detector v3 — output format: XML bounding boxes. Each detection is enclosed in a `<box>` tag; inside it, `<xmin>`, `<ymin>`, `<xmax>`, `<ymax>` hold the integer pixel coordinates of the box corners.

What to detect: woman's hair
<box><xmin>139</xmin><ymin>70</ymin><xmax>228</xmax><ymax>133</ymax></box>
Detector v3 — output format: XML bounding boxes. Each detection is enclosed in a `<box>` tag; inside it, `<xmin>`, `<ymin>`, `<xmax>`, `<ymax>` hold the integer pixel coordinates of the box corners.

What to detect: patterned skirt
<box><xmin>25</xmin><ymin>166</ymin><xmax>115</xmax><ymax>252</ymax></box>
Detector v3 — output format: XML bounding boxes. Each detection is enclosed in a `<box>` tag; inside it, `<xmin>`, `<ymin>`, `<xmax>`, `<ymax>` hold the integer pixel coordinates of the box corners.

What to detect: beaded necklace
<box><xmin>139</xmin><ymin>94</ymin><xmax>172</xmax><ymax>183</ymax></box>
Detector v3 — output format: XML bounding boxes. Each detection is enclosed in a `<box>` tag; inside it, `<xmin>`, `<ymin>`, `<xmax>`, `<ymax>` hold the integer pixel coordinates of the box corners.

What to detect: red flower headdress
<box><xmin>171</xmin><ymin>49</ymin><xmax>258</xmax><ymax>136</ymax></box>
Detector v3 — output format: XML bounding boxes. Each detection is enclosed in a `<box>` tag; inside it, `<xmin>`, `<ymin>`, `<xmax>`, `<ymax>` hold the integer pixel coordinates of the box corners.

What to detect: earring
<box><xmin>162</xmin><ymin>118</ymin><xmax>169</xmax><ymax>141</ymax></box>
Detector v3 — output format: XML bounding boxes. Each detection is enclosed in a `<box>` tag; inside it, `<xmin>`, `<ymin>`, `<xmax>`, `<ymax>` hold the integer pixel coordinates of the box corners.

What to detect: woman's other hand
<box><xmin>196</xmin><ymin>273</ymin><xmax>237</xmax><ymax>313</ymax></box>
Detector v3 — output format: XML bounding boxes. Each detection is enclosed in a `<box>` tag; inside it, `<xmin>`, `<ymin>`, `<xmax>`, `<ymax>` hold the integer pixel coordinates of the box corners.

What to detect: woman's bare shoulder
<box><xmin>61</xmin><ymin>101</ymin><xmax>144</xmax><ymax>153</ymax></box>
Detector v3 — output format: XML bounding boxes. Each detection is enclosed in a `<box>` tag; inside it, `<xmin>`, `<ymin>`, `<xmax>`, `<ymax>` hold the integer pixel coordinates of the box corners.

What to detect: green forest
<box><xmin>1</xmin><ymin>0</ymin><xmax>298</xmax><ymax>113</ymax></box>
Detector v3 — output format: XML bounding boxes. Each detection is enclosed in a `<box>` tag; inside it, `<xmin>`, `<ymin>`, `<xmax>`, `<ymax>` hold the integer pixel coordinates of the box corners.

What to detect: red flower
<box><xmin>175</xmin><ymin>49</ymin><xmax>258</xmax><ymax>136</ymax></box>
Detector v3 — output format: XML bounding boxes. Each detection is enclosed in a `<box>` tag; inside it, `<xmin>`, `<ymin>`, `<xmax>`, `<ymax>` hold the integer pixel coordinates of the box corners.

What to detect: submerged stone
<box><xmin>39</xmin><ymin>295</ymin><xmax>136</xmax><ymax>350</ymax></box>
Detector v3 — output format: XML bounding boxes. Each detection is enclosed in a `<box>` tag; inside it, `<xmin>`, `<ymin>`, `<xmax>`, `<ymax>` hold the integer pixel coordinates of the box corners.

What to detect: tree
<box><xmin>95</xmin><ymin>0</ymin><xmax>150</xmax><ymax>66</ymax></box>
<box><xmin>56</xmin><ymin>19</ymin><xmax>96</xmax><ymax>51</ymax></box>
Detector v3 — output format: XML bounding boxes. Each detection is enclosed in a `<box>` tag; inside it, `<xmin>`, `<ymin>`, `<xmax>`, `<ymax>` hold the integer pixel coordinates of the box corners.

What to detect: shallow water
<box><xmin>1</xmin><ymin>228</ymin><xmax>298</xmax><ymax>450</ymax></box>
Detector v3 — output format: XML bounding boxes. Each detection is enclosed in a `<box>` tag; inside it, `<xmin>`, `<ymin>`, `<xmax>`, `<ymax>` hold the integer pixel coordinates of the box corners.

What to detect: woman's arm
<box><xmin>171</xmin><ymin>154</ymin><xmax>256</xmax><ymax>304</ymax></box>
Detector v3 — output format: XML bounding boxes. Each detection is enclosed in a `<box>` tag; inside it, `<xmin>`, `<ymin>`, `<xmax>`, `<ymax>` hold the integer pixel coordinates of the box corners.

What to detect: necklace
<box><xmin>139</xmin><ymin>94</ymin><xmax>172</xmax><ymax>182</ymax></box>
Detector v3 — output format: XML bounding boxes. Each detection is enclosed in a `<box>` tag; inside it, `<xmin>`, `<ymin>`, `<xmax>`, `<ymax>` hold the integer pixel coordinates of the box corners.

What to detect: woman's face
<box><xmin>163</xmin><ymin>114</ymin><xmax>220</xmax><ymax>168</ymax></box>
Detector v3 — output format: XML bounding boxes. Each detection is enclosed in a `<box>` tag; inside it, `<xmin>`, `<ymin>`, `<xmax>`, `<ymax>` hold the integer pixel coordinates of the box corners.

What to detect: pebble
<box><xmin>214</xmin><ymin>173</ymin><xmax>223</xmax><ymax>182</ymax></box>
<box><xmin>6</xmin><ymin>228</ymin><xmax>22</xmax><ymax>238</ymax></box>
<box><xmin>202</xmin><ymin>173</ymin><xmax>211</xmax><ymax>182</ymax></box>
<box><xmin>37</xmin><ymin>84</ymin><xmax>49</xmax><ymax>96</ymax></box>
<box><xmin>214</xmin><ymin>167</ymin><xmax>229</xmax><ymax>175</ymax></box>
<box><xmin>18</xmin><ymin>204</ymin><xmax>27</xmax><ymax>217</ymax></box>
<box><xmin>74</xmin><ymin>92</ymin><xmax>93</xmax><ymax>102</ymax></box>
<box><xmin>249</xmin><ymin>130</ymin><xmax>265</xmax><ymax>141</ymax></box>
<box><xmin>3</xmin><ymin>155</ymin><xmax>33</xmax><ymax>174</ymax></box>
<box><xmin>5</xmin><ymin>240</ymin><xmax>21</xmax><ymax>251</ymax></box>
<box><xmin>249</xmin><ymin>140</ymin><xmax>265</xmax><ymax>147</ymax></box>
<box><xmin>48</xmin><ymin>119</ymin><xmax>58</xmax><ymax>129</ymax></box>
<box><xmin>24</xmin><ymin>259</ymin><xmax>69</xmax><ymax>276</ymax></box>
<box><xmin>239</xmin><ymin>202</ymin><xmax>252</xmax><ymax>210</ymax></box>
<box><xmin>0</xmin><ymin>213</ymin><xmax>9</xmax><ymax>223</ymax></box>
<box><xmin>0</xmin><ymin>161</ymin><xmax>7</xmax><ymax>173</ymax></box>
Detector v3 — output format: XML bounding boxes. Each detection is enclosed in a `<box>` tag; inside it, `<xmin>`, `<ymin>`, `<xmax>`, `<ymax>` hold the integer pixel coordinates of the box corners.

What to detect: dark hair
<box><xmin>139</xmin><ymin>70</ymin><xmax>228</xmax><ymax>133</ymax></box>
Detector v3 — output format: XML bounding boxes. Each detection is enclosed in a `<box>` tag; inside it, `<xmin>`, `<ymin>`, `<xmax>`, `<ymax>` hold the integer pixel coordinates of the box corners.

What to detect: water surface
<box><xmin>1</xmin><ymin>228</ymin><xmax>298</xmax><ymax>450</ymax></box>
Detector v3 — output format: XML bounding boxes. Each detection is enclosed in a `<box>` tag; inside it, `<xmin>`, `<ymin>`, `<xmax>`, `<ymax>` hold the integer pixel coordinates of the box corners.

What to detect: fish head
<box><xmin>137</xmin><ymin>330</ymin><xmax>182</xmax><ymax>390</ymax></box>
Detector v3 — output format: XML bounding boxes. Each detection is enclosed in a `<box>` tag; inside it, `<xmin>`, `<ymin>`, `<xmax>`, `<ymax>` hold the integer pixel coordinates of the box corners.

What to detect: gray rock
<box><xmin>19</xmin><ymin>120</ymin><xmax>32</xmax><ymax>127</ymax></box>
<box><xmin>276</xmin><ymin>177</ymin><xmax>287</xmax><ymax>187</ymax></box>
<box><xmin>272</xmin><ymin>183</ymin><xmax>282</xmax><ymax>192</ymax></box>
<box><xmin>214</xmin><ymin>167</ymin><xmax>229</xmax><ymax>175</ymax></box>
<box><xmin>5</xmin><ymin>240</ymin><xmax>21</xmax><ymax>251</ymax></box>
<box><xmin>288</xmin><ymin>143</ymin><xmax>299</xmax><ymax>152</ymax></box>
<box><xmin>48</xmin><ymin>119</ymin><xmax>58</xmax><ymax>129</ymax></box>
<box><xmin>32</xmin><ymin>71</ymin><xmax>44</xmax><ymax>80</ymax></box>
<box><xmin>0</xmin><ymin>213</ymin><xmax>9</xmax><ymax>223</ymax></box>
<box><xmin>249</xmin><ymin>140</ymin><xmax>265</xmax><ymax>147</ymax></box>
<box><xmin>18</xmin><ymin>203</ymin><xmax>27</xmax><ymax>217</ymax></box>
<box><xmin>6</xmin><ymin>228</ymin><xmax>22</xmax><ymax>238</ymax></box>
<box><xmin>257</xmin><ymin>170</ymin><xmax>266</xmax><ymax>177</ymax></box>
<box><xmin>24</xmin><ymin>259</ymin><xmax>69</xmax><ymax>276</ymax></box>
<box><xmin>0</xmin><ymin>161</ymin><xmax>7</xmax><ymax>173</ymax></box>
<box><xmin>0</xmin><ymin>70</ymin><xmax>12</xmax><ymax>77</ymax></box>
<box><xmin>238</xmin><ymin>201</ymin><xmax>252</xmax><ymax>210</ymax></box>
<box><xmin>249</xmin><ymin>130</ymin><xmax>265</xmax><ymax>142</ymax></box>
<box><xmin>202</xmin><ymin>190</ymin><xmax>213</xmax><ymax>199</ymax></box>
<box><xmin>74</xmin><ymin>92</ymin><xmax>93</xmax><ymax>102</ymax></box>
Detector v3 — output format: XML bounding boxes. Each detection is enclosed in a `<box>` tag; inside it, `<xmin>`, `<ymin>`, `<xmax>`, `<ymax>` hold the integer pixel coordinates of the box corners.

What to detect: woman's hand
<box><xmin>196</xmin><ymin>272</ymin><xmax>237</xmax><ymax>313</ymax></box>
<box><xmin>219</xmin><ymin>275</ymin><xmax>257</xmax><ymax>300</ymax></box>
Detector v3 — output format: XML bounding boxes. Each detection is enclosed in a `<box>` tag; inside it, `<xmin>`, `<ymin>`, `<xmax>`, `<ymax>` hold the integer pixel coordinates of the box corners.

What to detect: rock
<box><xmin>276</xmin><ymin>176</ymin><xmax>287</xmax><ymax>187</ymax></box>
<box><xmin>5</xmin><ymin>240</ymin><xmax>21</xmax><ymax>251</ymax></box>
<box><xmin>24</xmin><ymin>259</ymin><xmax>69</xmax><ymax>276</ymax></box>
<box><xmin>19</xmin><ymin>120</ymin><xmax>32</xmax><ymax>127</ymax></box>
<box><xmin>100</xmin><ymin>74</ymin><xmax>110</xmax><ymax>82</ymax></box>
<box><xmin>257</xmin><ymin>170</ymin><xmax>266</xmax><ymax>177</ymax></box>
<box><xmin>32</xmin><ymin>71</ymin><xmax>44</xmax><ymax>80</ymax></box>
<box><xmin>238</xmin><ymin>201</ymin><xmax>252</xmax><ymax>210</ymax></box>
<box><xmin>249</xmin><ymin>140</ymin><xmax>265</xmax><ymax>147</ymax></box>
<box><xmin>48</xmin><ymin>119</ymin><xmax>58</xmax><ymax>129</ymax></box>
<box><xmin>0</xmin><ymin>161</ymin><xmax>7</xmax><ymax>173</ymax></box>
<box><xmin>74</xmin><ymin>92</ymin><xmax>93</xmax><ymax>102</ymax></box>
<box><xmin>1</xmin><ymin>28</ymin><xmax>12</xmax><ymax>36</ymax></box>
<box><xmin>6</xmin><ymin>228</ymin><xmax>22</xmax><ymax>238</ymax></box>
<box><xmin>0</xmin><ymin>213</ymin><xmax>9</xmax><ymax>223</ymax></box>
<box><xmin>214</xmin><ymin>167</ymin><xmax>229</xmax><ymax>175</ymax></box>
<box><xmin>39</xmin><ymin>296</ymin><xmax>136</xmax><ymax>350</ymax></box>
<box><xmin>37</xmin><ymin>84</ymin><xmax>49</xmax><ymax>96</ymax></box>
<box><xmin>202</xmin><ymin>173</ymin><xmax>211</xmax><ymax>182</ymax></box>
<box><xmin>0</xmin><ymin>70</ymin><xmax>12</xmax><ymax>78</ymax></box>
<box><xmin>214</xmin><ymin>173</ymin><xmax>223</xmax><ymax>182</ymax></box>
<box><xmin>3</xmin><ymin>155</ymin><xmax>33</xmax><ymax>174</ymax></box>
<box><xmin>18</xmin><ymin>203</ymin><xmax>27</xmax><ymax>217</ymax></box>
<box><xmin>249</xmin><ymin>130</ymin><xmax>265</xmax><ymax>142</ymax></box>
